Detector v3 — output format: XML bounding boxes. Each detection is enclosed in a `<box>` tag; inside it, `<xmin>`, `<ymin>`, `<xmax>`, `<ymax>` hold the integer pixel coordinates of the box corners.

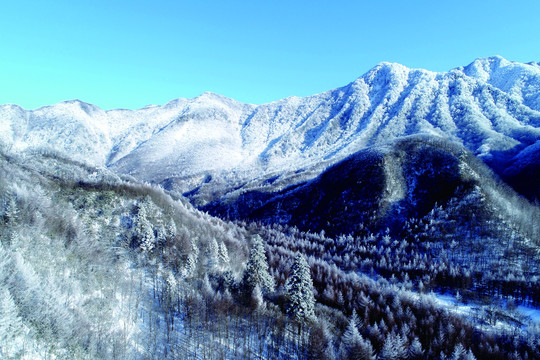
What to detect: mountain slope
<box><xmin>0</xmin><ymin>56</ymin><xmax>539</xmax><ymax>200</ymax></box>
<box><xmin>2</xmin><ymin>149</ymin><xmax>539</xmax><ymax>359</ymax></box>
<box><xmin>1</xmin><ymin>57</ymin><xmax>540</xmax><ymax>359</ymax></box>
<box><xmin>204</xmin><ymin>135</ymin><xmax>540</xmax><ymax>239</ymax></box>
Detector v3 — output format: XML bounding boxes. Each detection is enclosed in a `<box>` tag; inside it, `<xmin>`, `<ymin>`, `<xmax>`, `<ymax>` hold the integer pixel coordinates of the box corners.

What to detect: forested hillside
<box><xmin>1</xmin><ymin>147</ymin><xmax>539</xmax><ymax>359</ymax></box>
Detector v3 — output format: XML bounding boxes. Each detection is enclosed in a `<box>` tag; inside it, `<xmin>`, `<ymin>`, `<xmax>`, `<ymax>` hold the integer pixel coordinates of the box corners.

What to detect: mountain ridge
<box><xmin>1</xmin><ymin>56</ymin><xmax>539</xmax><ymax>200</ymax></box>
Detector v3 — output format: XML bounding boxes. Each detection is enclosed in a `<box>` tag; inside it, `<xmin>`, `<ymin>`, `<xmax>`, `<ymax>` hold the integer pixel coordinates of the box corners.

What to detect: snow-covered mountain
<box><xmin>1</xmin><ymin>56</ymin><xmax>539</xmax><ymax>200</ymax></box>
<box><xmin>2</xmin><ymin>57</ymin><xmax>540</xmax><ymax>359</ymax></box>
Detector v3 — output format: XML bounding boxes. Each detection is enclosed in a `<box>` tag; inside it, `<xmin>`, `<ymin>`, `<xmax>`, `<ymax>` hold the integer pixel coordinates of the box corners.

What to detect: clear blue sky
<box><xmin>1</xmin><ymin>0</ymin><xmax>539</xmax><ymax>110</ymax></box>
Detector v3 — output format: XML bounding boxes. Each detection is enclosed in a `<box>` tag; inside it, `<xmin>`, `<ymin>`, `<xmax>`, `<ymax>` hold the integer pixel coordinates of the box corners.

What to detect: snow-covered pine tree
<box><xmin>184</xmin><ymin>237</ymin><xmax>199</xmax><ymax>278</ymax></box>
<box><xmin>4</xmin><ymin>196</ymin><xmax>18</xmax><ymax>225</ymax></box>
<box><xmin>164</xmin><ymin>271</ymin><xmax>178</xmax><ymax>310</ymax></box>
<box><xmin>380</xmin><ymin>331</ymin><xmax>407</xmax><ymax>360</ymax></box>
<box><xmin>408</xmin><ymin>337</ymin><xmax>424</xmax><ymax>360</ymax></box>
<box><xmin>0</xmin><ymin>288</ymin><xmax>24</xmax><ymax>358</ymax></box>
<box><xmin>134</xmin><ymin>203</ymin><xmax>155</xmax><ymax>253</ymax></box>
<box><xmin>218</xmin><ymin>241</ymin><xmax>230</xmax><ymax>269</ymax></box>
<box><xmin>285</xmin><ymin>253</ymin><xmax>316</xmax><ymax>324</ymax></box>
<box><xmin>242</xmin><ymin>235</ymin><xmax>274</xmax><ymax>295</ymax></box>
<box><xmin>184</xmin><ymin>254</ymin><xmax>196</xmax><ymax>278</ymax></box>
<box><xmin>166</xmin><ymin>218</ymin><xmax>177</xmax><ymax>239</ymax></box>
<box><xmin>250</xmin><ymin>284</ymin><xmax>265</xmax><ymax>311</ymax></box>
<box><xmin>204</xmin><ymin>237</ymin><xmax>219</xmax><ymax>271</ymax></box>
<box><xmin>308</xmin><ymin>319</ymin><xmax>336</xmax><ymax>360</ymax></box>
<box><xmin>339</xmin><ymin>310</ymin><xmax>375</xmax><ymax>360</ymax></box>
<box><xmin>451</xmin><ymin>343</ymin><xmax>467</xmax><ymax>360</ymax></box>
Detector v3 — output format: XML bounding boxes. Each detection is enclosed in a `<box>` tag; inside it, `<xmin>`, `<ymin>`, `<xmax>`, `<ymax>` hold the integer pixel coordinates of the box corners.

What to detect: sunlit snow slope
<box><xmin>1</xmin><ymin>56</ymin><xmax>539</xmax><ymax>199</ymax></box>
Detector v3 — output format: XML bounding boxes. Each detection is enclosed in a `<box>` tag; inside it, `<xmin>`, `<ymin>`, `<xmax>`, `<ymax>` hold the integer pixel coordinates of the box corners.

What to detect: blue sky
<box><xmin>1</xmin><ymin>1</ymin><xmax>539</xmax><ymax>110</ymax></box>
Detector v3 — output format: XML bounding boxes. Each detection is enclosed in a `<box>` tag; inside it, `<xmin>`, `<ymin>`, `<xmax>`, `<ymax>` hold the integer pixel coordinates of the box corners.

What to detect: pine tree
<box><xmin>185</xmin><ymin>253</ymin><xmax>198</xmax><ymax>278</ymax></box>
<box><xmin>339</xmin><ymin>310</ymin><xmax>374</xmax><ymax>360</ymax></box>
<box><xmin>218</xmin><ymin>241</ymin><xmax>230</xmax><ymax>269</ymax></box>
<box><xmin>408</xmin><ymin>337</ymin><xmax>424</xmax><ymax>360</ymax></box>
<box><xmin>164</xmin><ymin>272</ymin><xmax>178</xmax><ymax>310</ymax></box>
<box><xmin>380</xmin><ymin>332</ymin><xmax>407</xmax><ymax>360</ymax></box>
<box><xmin>242</xmin><ymin>235</ymin><xmax>274</xmax><ymax>295</ymax></box>
<box><xmin>0</xmin><ymin>288</ymin><xmax>23</xmax><ymax>358</ymax></box>
<box><xmin>342</xmin><ymin>310</ymin><xmax>360</xmax><ymax>347</ymax></box>
<box><xmin>134</xmin><ymin>203</ymin><xmax>155</xmax><ymax>253</ymax></box>
<box><xmin>4</xmin><ymin>195</ymin><xmax>18</xmax><ymax>226</ymax></box>
<box><xmin>250</xmin><ymin>284</ymin><xmax>265</xmax><ymax>311</ymax></box>
<box><xmin>184</xmin><ymin>237</ymin><xmax>200</xmax><ymax>278</ymax></box>
<box><xmin>204</xmin><ymin>238</ymin><xmax>219</xmax><ymax>271</ymax></box>
<box><xmin>166</xmin><ymin>218</ymin><xmax>177</xmax><ymax>239</ymax></box>
<box><xmin>451</xmin><ymin>343</ymin><xmax>467</xmax><ymax>360</ymax></box>
<box><xmin>308</xmin><ymin>320</ymin><xmax>336</xmax><ymax>360</ymax></box>
<box><xmin>285</xmin><ymin>253</ymin><xmax>316</xmax><ymax>324</ymax></box>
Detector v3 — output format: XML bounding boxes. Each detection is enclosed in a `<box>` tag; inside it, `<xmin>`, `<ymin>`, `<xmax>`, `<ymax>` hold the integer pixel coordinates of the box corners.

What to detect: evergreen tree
<box><xmin>308</xmin><ymin>320</ymin><xmax>336</xmax><ymax>360</ymax></box>
<box><xmin>166</xmin><ymin>218</ymin><xmax>177</xmax><ymax>239</ymax></box>
<box><xmin>184</xmin><ymin>237</ymin><xmax>200</xmax><ymax>278</ymax></box>
<box><xmin>204</xmin><ymin>238</ymin><xmax>219</xmax><ymax>271</ymax></box>
<box><xmin>4</xmin><ymin>194</ymin><xmax>18</xmax><ymax>226</ymax></box>
<box><xmin>185</xmin><ymin>253</ymin><xmax>198</xmax><ymax>278</ymax></box>
<box><xmin>218</xmin><ymin>241</ymin><xmax>230</xmax><ymax>269</ymax></box>
<box><xmin>242</xmin><ymin>235</ymin><xmax>274</xmax><ymax>294</ymax></box>
<box><xmin>134</xmin><ymin>203</ymin><xmax>155</xmax><ymax>253</ymax></box>
<box><xmin>165</xmin><ymin>272</ymin><xmax>178</xmax><ymax>306</ymax></box>
<box><xmin>408</xmin><ymin>337</ymin><xmax>424</xmax><ymax>360</ymax></box>
<box><xmin>451</xmin><ymin>343</ymin><xmax>467</xmax><ymax>360</ymax></box>
<box><xmin>285</xmin><ymin>253</ymin><xmax>316</xmax><ymax>324</ymax></box>
<box><xmin>380</xmin><ymin>332</ymin><xmax>407</xmax><ymax>360</ymax></box>
<box><xmin>0</xmin><ymin>288</ymin><xmax>23</xmax><ymax>358</ymax></box>
<box><xmin>250</xmin><ymin>284</ymin><xmax>265</xmax><ymax>311</ymax></box>
<box><xmin>339</xmin><ymin>310</ymin><xmax>374</xmax><ymax>360</ymax></box>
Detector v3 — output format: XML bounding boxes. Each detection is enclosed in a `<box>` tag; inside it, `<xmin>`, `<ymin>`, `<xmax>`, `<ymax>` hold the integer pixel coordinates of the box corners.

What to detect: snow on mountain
<box><xmin>460</xmin><ymin>55</ymin><xmax>540</xmax><ymax>111</ymax></box>
<box><xmin>109</xmin><ymin>92</ymin><xmax>255</xmax><ymax>182</ymax></box>
<box><xmin>0</xmin><ymin>56</ymin><xmax>539</xmax><ymax>197</ymax></box>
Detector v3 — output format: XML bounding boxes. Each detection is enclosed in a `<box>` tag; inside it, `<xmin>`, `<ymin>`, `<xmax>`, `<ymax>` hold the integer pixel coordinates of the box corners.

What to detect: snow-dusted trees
<box><xmin>308</xmin><ymin>320</ymin><xmax>336</xmax><ymax>360</ymax></box>
<box><xmin>166</xmin><ymin>218</ymin><xmax>177</xmax><ymax>239</ymax></box>
<box><xmin>285</xmin><ymin>253</ymin><xmax>316</xmax><ymax>324</ymax></box>
<box><xmin>0</xmin><ymin>288</ymin><xmax>24</xmax><ymax>358</ymax></box>
<box><xmin>4</xmin><ymin>195</ymin><xmax>18</xmax><ymax>226</ymax></box>
<box><xmin>380</xmin><ymin>331</ymin><xmax>408</xmax><ymax>360</ymax></box>
<box><xmin>204</xmin><ymin>237</ymin><xmax>219</xmax><ymax>271</ymax></box>
<box><xmin>184</xmin><ymin>237</ymin><xmax>199</xmax><ymax>278</ymax></box>
<box><xmin>218</xmin><ymin>241</ymin><xmax>230</xmax><ymax>269</ymax></box>
<box><xmin>339</xmin><ymin>310</ymin><xmax>374</xmax><ymax>360</ymax></box>
<box><xmin>242</xmin><ymin>235</ymin><xmax>274</xmax><ymax>295</ymax></box>
<box><xmin>451</xmin><ymin>343</ymin><xmax>477</xmax><ymax>360</ymax></box>
<box><xmin>133</xmin><ymin>203</ymin><xmax>155</xmax><ymax>253</ymax></box>
<box><xmin>408</xmin><ymin>337</ymin><xmax>424</xmax><ymax>359</ymax></box>
<box><xmin>250</xmin><ymin>284</ymin><xmax>265</xmax><ymax>311</ymax></box>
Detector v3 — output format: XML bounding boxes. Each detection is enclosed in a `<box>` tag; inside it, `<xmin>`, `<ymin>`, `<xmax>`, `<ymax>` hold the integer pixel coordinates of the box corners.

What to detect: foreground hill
<box><xmin>1</xmin><ymin>149</ymin><xmax>539</xmax><ymax>359</ymax></box>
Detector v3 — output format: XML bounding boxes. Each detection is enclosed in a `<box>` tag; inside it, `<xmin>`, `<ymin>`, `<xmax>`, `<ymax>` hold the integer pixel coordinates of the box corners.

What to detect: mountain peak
<box><xmin>473</xmin><ymin>55</ymin><xmax>508</xmax><ymax>64</ymax></box>
<box><xmin>463</xmin><ymin>55</ymin><xmax>509</xmax><ymax>75</ymax></box>
<box><xmin>196</xmin><ymin>91</ymin><xmax>231</xmax><ymax>101</ymax></box>
<box><xmin>373</xmin><ymin>61</ymin><xmax>411</xmax><ymax>73</ymax></box>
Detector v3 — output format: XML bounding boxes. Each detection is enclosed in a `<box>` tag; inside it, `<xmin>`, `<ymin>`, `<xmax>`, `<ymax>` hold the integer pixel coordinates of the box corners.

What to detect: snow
<box><xmin>430</xmin><ymin>291</ymin><xmax>540</xmax><ymax>333</ymax></box>
<box><xmin>516</xmin><ymin>305</ymin><xmax>540</xmax><ymax>324</ymax></box>
<box><xmin>1</xmin><ymin>56</ymin><xmax>539</xmax><ymax>193</ymax></box>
